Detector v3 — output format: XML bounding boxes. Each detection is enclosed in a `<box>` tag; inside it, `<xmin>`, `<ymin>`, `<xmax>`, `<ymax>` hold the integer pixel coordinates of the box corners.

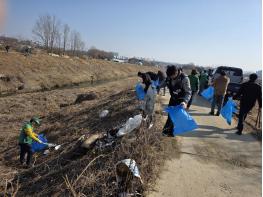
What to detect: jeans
<box><xmin>210</xmin><ymin>95</ymin><xmax>224</xmax><ymax>114</ymax></box>
<box><xmin>19</xmin><ymin>143</ymin><xmax>33</xmax><ymax>165</ymax></box>
<box><xmin>187</xmin><ymin>91</ymin><xmax>197</xmax><ymax>108</ymax></box>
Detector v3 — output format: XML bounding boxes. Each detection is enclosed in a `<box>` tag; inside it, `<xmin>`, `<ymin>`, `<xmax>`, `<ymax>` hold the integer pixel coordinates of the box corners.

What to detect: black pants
<box><xmin>187</xmin><ymin>91</ymin><xmax>197</xmax><ymax>108</ymax></box>
<box><xmin>19</xmin><ymin>143</ymin><xmax>33</xmax><ymax>165</ymax></box>
<box><xmin>237</xmin><ymin>106</ymin><xmax>251</xmax><ymax>133</ymax></box>
<box><xmin>163</xmin><ymin>98</ymin><xmax>181</xmax><ymax>136</ymax></box>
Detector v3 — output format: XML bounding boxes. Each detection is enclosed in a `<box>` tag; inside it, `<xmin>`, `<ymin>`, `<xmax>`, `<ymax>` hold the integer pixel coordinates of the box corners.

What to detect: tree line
<box><xmin>32</xmin><ymin>14</ymin><xmax>85</xmax><ymax>56</ymax></box>
<box><xmin>32</xmin><ymin>14</ymin><xmax>119</xmax><ymax>60</ymax></box>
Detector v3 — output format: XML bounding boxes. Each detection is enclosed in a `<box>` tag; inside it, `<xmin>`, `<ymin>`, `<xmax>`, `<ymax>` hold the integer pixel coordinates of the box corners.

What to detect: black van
<box><xmin>212</xmin><ymin>66</ymin><xmax>243</xmax><ymax>96</ymax></box>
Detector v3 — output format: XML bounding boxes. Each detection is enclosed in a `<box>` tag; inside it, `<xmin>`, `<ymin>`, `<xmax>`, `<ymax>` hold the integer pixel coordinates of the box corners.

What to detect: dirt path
<box><xmin>148</xmin><ymin>94</ymin><xmax>262</xmax><ymax>197</ymax></box>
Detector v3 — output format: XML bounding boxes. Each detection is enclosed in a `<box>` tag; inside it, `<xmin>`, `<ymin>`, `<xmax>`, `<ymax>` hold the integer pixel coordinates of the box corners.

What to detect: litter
<box><xmin>116</xmin><ymin>159</ymin><xmax>143</xmax><ymax>196</ymax></box>
<box><xmin>116</xmin><ymin>114</ymin><xmax>142</xmax><ymax>137</ymax></box>
<box><xmin>99</xmin><ymin>110</ymin><xmax>109</xmax><ymax>118</ymax></box>
<box><xmin>220</xmin><ymin>97</ymin><xmax>237</xmax><ymax>125</ymax></box>
<box><xmin>43</xmin><ymin>149</ymin><xmax>50</xmax><ymax>155</ymax></box>
<box><xmin>166</xmin><ymin>105</ymin><xmax>198</xmax><ymax>136</ymax></box>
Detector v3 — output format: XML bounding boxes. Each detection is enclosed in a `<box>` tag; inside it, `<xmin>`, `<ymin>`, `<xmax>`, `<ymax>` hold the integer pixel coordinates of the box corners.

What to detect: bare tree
<box><xmin>63</xmin><ymin>24</ymin><xmax>70</xmax><ymax>54</ymax></box>
<box><xmin>32</xmin><ymin>15</ymin><xmax>52</xmax><ymax>51</ymax></box>
<box><xmin>32</xmin><ymin>14</ymin><xmax>60</xmax><ymax>53</ymax></box>
<box><xmin>50</xmin><ymin>16</ymin><xmax>61</xmax><ymax>53</ymax></box>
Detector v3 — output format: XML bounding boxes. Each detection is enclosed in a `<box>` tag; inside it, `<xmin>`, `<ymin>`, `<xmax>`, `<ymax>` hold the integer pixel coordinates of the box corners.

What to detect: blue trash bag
<box><xmin>220</xmin><ymin>97</ymin><xmax>237</xmax><ymax>125</ymax></box>
<box><xmin>201</xmin><ymin>86</ymin><xmax>214</xmax><ymax>102</ymax></box>
<box><xmin>152</xmin><ymin>79</ymin><xmax>159</xmax><ymax>88</ymax></box>
<box><xmin>135</xmin><ymin>83</ymin><xmax>145</xmax><ymax>100</ymax></box>
<box><xmin>165</xmin><ymin>105</ymin><xmax>198</xmax><ymax>136</ymax></box>
<box><xmin>31</xmin><ymin>134</ymin><xmax>48</xmax><ymax>153</ymax></box>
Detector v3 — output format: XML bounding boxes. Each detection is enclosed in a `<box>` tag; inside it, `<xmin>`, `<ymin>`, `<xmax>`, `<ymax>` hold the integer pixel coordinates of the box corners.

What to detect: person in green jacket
<box><xmin>199</xmin><ymin>70</ymin><xmax>209</xmax><ymax>95</ymax></box>
<box><xmin>187</xmin><ymin>69</ymin><xmax>199</xmax><ymax>109</ymax></box>
<box><xmin>18</xmin><ymin>117</ymin><xmax>43</xmax><ymax>167</ymax></box>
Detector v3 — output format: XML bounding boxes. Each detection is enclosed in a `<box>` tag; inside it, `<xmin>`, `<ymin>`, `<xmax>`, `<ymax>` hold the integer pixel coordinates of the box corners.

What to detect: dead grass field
<box><xmin>0</xmin><ymin>51</ymin><xmax>157</xmax><ymax>94</ymax></box>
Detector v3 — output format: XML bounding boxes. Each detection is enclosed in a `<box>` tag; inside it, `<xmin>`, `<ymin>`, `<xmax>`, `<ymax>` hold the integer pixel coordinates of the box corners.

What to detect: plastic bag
<box><xmin>151</xmin><ymin>79</ymin><xmax>159</xmax><ymax>88</ymax></box>
<box><xmin>166</xmin><ymin>105</ymin><xmax>198</xmax><ymax>135</ymax></box>
<box><xmin>99</xmin><ymin>110</ymin><xmax>109</xmax><ymax>118</ymax></box>
<box><xmin>220</xmin><ymin>97</ymin><xmax>237</xmax><ymax>125</ymax></box>
<box><xmin>31</xmin><ymin>134</ymin><xmax>48</xmax><ymax>153</ymax></box>
<box><xmin>117</xmin><ymin>114</ymin><xmax>142</xmax><ymax>137</ymax></box>
<box><xmin>135</xmin><ymin>83</ymin><xmax>145</xmax><ymax>100</ymax></box>
<box><xmin>201</xmin><ymin>86</ymin><xmax>214</xmax><ymax>102</ymax></box>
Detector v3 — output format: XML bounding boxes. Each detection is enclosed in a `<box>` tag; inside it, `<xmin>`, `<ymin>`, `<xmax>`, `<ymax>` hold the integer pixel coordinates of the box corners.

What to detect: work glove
<box><xmin>180</xmin><ymin>102</ymin><xmax>187</xmax><ymax>109</ymax></box>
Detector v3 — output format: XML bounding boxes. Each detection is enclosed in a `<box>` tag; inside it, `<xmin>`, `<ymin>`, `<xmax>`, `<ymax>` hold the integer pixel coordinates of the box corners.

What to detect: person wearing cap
<box><xmin>18</xmin><ymin>117</ymin><xmax>43</xmax><ymax>167</ymax></box>
<box><xmin>187</xmin><ymin>69</ymin><xmax>199</xmax><ymax>109</ymax></box>
<box><xmin>161</xmin><ymin>65</ymin><xmax>192</xmax><ymax>136</ymax></box>
<box><xmin>234</xmin><ymin>73</ymin><xmax>262</xmax><ymax>135</ymax></box>
<box><xmin>209</xmin><ymin>70</ymin><xmax>230</xmax><ymax>116</ymax></box>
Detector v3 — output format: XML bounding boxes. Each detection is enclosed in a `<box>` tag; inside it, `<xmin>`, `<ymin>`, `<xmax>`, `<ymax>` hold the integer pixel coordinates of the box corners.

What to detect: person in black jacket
<box><xmin>138</xmin><ymin>71</ymin><xmax>158</xmax><ymax>81</ymax></box>
<box><xmin>234</xmin><ymin>73</ymin><xmax>262</xmax><ymax>135</ymax></box>
<box><xmin>161</xmin><ymin>65</ymin><xmax>192</xmax><ymax>137</ymax></box>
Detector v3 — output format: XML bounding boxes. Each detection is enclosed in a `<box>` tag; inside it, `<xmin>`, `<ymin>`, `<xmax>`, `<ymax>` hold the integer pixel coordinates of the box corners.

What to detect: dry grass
<box><xmin>0</xmin><ymin>87</ymin><xmax>179</xmax><ymax>196</ymax></box>
<box><xmin>0</xmin><ymin>51</ymin><xmax>157</xmax><ymax>94</ymax></box>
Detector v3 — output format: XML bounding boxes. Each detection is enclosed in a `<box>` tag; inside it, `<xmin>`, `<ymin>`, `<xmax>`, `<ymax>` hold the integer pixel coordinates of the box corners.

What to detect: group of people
<box><xmin>138</xmin><ymin>66</ymin><xmax>261</xmax><ymax>137</ymax></box>
<box><xmin>18</xmin><ymin>66</ymin><xmax>261</xmax><ymax>168</ymax></box>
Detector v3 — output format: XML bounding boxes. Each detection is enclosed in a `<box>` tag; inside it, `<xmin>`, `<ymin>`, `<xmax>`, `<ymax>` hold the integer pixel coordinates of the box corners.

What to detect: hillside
<box><xmin>0</xmin><ymin>51</ymin><xmax>158</xmax><ymax>94</ymax></box>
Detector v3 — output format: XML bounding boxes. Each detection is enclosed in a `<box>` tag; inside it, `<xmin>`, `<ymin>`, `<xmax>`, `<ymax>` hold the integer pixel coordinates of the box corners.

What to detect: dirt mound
<box><xmin>74</xmin><ymin>93</ymin><xmax>98</xmax><ymax>104</ymax></box>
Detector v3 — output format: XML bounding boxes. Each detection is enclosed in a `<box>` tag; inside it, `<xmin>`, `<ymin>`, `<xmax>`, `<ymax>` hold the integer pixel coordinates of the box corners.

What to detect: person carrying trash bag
<box><xmin>233</xmin><ymin>73</ymin><xmax>262</xmax><ymax>135</ymax></box>
<box><xmin>187</xmin><ymin>69</ymin><xmax>199</xmax><ymax>109</ymax></box>
<box><xmin>162</xmin><ymin>65</ymin><xmax>192</xmax><ymax>137</ymax></box>
<box><xmin>18</xmin><ymin>117</ymin><xmax>45</xmax><ymax>168</ymax></box>
<box><xmin>138</xmin><ymin>73</ymin><xmax>156</xmax><ymax>128</ymax></box>
<box><xmin>209</xmin><ymin>70</ymin><xmax>230</xmax><ymax>116</ymax></box>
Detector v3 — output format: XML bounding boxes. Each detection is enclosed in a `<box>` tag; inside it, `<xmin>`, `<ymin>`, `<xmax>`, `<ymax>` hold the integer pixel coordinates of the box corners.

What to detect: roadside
<box><xmin>148</xmin><ymin>94</ymin><xmax>261</xmax><ymax>197</ymax></box>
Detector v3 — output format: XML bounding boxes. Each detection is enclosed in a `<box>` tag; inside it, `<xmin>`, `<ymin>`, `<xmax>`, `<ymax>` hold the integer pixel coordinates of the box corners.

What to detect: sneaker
<box><xmin>216</xmin><ymin>113</ymin><xmax>220</xmax><ymax>116</ymax></box>
<box><xmin>209</xmin><ymin>112</ymin><xmax>214</xmax><ymax>115</ymax></box>
<box><xmin>235</xmin><ymin>131</ymin><xmax>242</xmax><ymax>135</ymax></box>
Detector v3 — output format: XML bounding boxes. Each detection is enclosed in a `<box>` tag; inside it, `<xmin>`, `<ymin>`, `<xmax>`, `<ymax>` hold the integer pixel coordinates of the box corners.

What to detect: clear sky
<box><xmin>2</xmin><ymin>0</ymin><xmax>262</xmax><ymax>71</ymax></box>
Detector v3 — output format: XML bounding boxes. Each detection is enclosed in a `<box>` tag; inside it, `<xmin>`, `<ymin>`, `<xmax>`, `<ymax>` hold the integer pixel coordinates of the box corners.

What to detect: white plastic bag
<box><xmin>99</xmin><ymin>110</ymin><xmax>109</xmax><ymax>118</ymax></box>
<box><xmin>116</xmin><ymin>114</ymin><xmax>142</xmax><ymax>137</ymax></box>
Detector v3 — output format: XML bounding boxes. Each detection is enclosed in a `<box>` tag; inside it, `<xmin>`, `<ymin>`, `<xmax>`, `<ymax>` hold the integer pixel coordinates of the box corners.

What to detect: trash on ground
<box><xmin>116</xmin><ymin>114</ymin><xmax>142</xmax><ymax>137</ymax></box>
<box><xmin>166</xmin><ymin>105</ymin><xmax>198</xmax><ymax>136</ymax></box>
<box><xmin>116</xmin><ymin>159</ymin><xmax>143</xmax><ymax>196</ymax></box>
<box><xmin>81</xmin><ymin>133</ymin><xmax>104</xmax><ymax>149</ymax></box>
<box><xmin>99</xmin><ymin>110</ymin><xmax>109</xmax><ymax>118</ymax></box>
<box><xmin>43</xmin><ymin>149</ymin><xmax>50</xmax><ymax>155</ymax></box>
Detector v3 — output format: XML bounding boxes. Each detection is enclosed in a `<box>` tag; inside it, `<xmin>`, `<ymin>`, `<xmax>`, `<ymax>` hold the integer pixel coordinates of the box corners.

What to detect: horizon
<box><xmin>1</xmin><ymin>0</ymin><xmax>262</xmax><ymax>72</ymax></box>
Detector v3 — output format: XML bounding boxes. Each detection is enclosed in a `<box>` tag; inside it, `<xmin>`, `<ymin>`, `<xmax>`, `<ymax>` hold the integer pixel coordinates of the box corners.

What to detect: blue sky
<box><xmin>2</xmin><ymin>0</ymin><xmax>262</xmax><ymax>71</ymax></box>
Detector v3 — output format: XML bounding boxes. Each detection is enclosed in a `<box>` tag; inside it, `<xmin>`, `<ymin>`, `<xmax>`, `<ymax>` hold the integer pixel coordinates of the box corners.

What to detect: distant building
<box><xmin>128</xmin><ymin>58</ymin><xmax>143</xmax><ymax>65</ymax></box>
